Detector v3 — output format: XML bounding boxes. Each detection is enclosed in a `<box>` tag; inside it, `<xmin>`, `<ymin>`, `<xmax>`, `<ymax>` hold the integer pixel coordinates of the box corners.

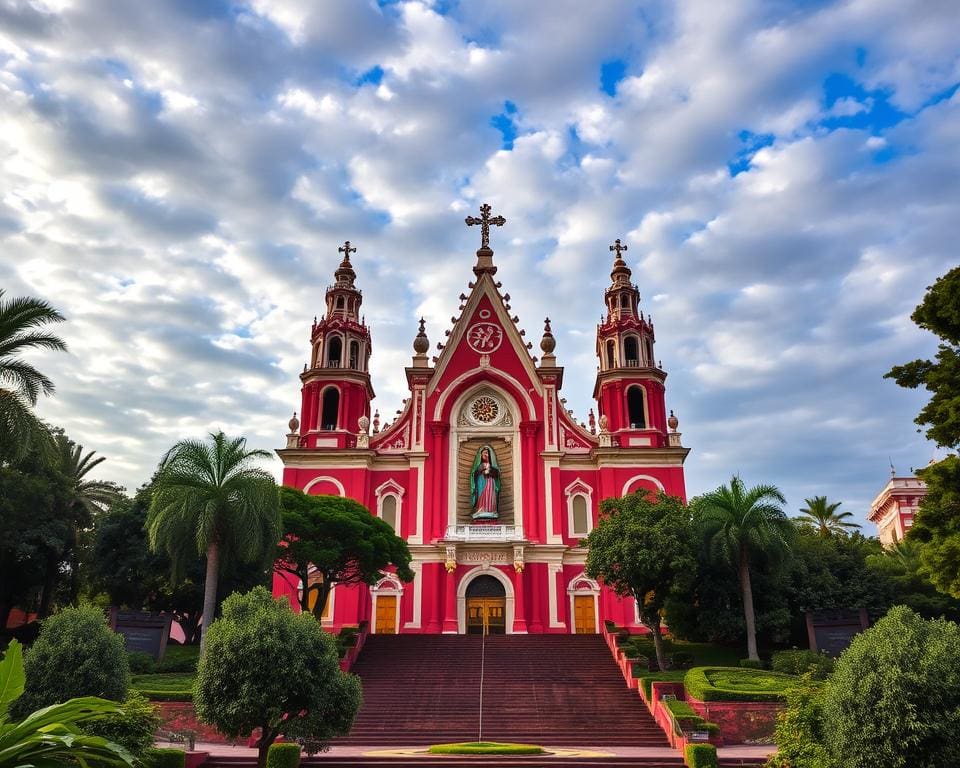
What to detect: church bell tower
<box><xmin>292</xmin><ymin>241</ymin><xmax>374</xmax><ymax>449</ymax></box>
<box><xmin>593</xmin><ymin>240</ymin><xmax>670</xmax><ymax>445</ymax></box>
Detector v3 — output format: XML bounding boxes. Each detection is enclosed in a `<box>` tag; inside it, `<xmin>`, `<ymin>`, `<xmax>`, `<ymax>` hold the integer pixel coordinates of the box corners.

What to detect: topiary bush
<box><xmin>684</xmin><ymin>667</ymin><xmax>793</xmax><ymax>702</ymax></box>
<box><xmin>12</xmin><ymin>605</ymin><xmax>130</xmax><ymax>717</ymax></box>
<box><xmin>428</xmin><ymin>742</ymin><xmax>545</xmax><ymax>755</ymax></box>
<box><xmin>143</xmin><ymin>747</ymin><xmax>186</xmax><ymax>768</ymax></box>
<box><xmin>127</xmin><ymin>651</ymin><xmax>157</xmax><ymax>674</ymax></box>
<box><xmin>266</xmin><ymin>743</ymin><xmax>301</xmax><ymax>768</ymax></box>
<box><xmin>84</xmin><ymin>691</ymin><xmax>161</xmax><ymax>758</ymax></box>
<box><xmin>771</xmin><ymin>649</ymin><xmax>834</xmax><ymax>680</ymax></box>
<box><xmin>664</xmin><ymin>700</ymin><xmax>720</xmax><ymax>737</ymax></box>
<box><xmin>820</xmin><ymin>606</ymin><xmax>960</xmax><ymax>768</ymax></box>
<box><xmin>685</xmin><ymin>742</ymin><xmax>718</xmax><ymax>768</ymax></box>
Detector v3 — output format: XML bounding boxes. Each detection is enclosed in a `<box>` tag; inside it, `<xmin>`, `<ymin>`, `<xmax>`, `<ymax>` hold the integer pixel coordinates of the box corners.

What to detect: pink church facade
<box><xmin>273</xmin><ymin>213</ymin><xmax>689</xmax><ymax>635</ymax></box>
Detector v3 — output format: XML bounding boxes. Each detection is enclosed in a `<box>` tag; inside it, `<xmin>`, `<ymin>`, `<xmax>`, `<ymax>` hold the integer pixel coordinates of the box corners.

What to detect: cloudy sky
<box><xmin>2</xmin><ymin>0</ymin><xmax>958</xmax><ymax>524</ymax></box>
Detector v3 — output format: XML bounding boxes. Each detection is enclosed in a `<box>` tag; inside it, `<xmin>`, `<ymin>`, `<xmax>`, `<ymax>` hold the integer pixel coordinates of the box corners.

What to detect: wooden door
<box><xmin>573</xmin><ymin>595</ymin><xmax>596</xmax><ymax>634</ymax></box>
<box><xmin>466</xmin><ymin>597</ymin><xmax>506</xmax><ymax>634</ymax></box>
<box><xmin>375</xmin><ymin>595</ymin><xmax>397</xmax><ymax>634</ymax></box>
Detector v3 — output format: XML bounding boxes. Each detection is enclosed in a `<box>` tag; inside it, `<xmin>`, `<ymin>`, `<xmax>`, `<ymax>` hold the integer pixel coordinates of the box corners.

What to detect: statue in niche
<box><xmin>470</xmin><ymin>444</ymin><xmax>501</xmax><ymax>521</ymax></box>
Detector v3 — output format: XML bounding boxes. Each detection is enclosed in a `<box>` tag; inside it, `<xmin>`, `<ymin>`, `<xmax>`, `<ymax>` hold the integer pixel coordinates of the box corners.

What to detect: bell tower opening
<box><xmin>624</xmin><ymin>336</ymin><xmax>639</xmax><ymax>367</ymax></box>
<box><xmin>627</xmin><ymin>385</ymin><xmax>646</xmax><ymax>429</ymax></box>
<box><xmin>320</xmin><ymin>387</ymin><xmax>339</xmax><ymax>430</ymax></box>
<box><xmin>326</xmin><ymin>336</ymin><xmax>342</xmax><ymax>368</ymax></box>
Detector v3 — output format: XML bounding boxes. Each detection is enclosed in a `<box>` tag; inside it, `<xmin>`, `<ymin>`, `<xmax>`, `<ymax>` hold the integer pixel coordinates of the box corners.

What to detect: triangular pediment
<box><xmin>428</xmin><ymin>272</ymin><xmax>543</xmax><ymax>399</ymax></box>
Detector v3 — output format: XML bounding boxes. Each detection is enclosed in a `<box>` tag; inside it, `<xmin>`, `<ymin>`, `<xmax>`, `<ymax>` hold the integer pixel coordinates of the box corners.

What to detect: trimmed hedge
<box><xmin>156</xmin><ymin>646</ymin><xmax>200</xmax><ymax>673</ymax></box>
<box><xmin>266</xmin><ymin>743</ymin><xmax>301</xmax><ymax>768</ymax></box>
<box><xmin>684</xmin><ymin>667</ymin><xmax>794</xmax><ymax>702</ymax></box>
<box><xmin>127</xmin><ymin>651</ymin><xmax>157</xmax><ymax>674</ymax></box>
<box><xmin>771</xmin><ymin>649</ymin><xmax>834</xmax><ymax>680</ymax></box>
<box><xmin>144</xmin><ymin>748</ymin><xmax>186</xmax><ymax>768</ymax></box>
<box><xmin>664</xmin><ymin>699</ymin><xmax>720</xmax><ymax>737</ymax></box>
<box><xmin>131</xmin><ymin>672</ymin><xmax>195</xmax><ymax>701</ymax></box>
<box><xmin>428</xmin><ymin>742</ymin><xmax>545</xmax><ymax>755</ymax></box>
<box><xmin>685</xmin><ymin>743</ymin><xmax>718</xmax><ymax>768</ymax></box>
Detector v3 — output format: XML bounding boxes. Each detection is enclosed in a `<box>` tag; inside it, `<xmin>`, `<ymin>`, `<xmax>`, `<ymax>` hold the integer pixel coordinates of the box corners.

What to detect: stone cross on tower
<box><xmin>609</xmin><ymin>238</ymin><xmax>628</xmax><ymax>260</ymax></box>
<box><xmin>465</xmin><ymin>203</ymin><xmax>506</xmax><ymax>276</ymax></box>
<box><xmin>338</xmin><ymin>240</ymin><xmax>357</xmax><ymax>260</ymax></box>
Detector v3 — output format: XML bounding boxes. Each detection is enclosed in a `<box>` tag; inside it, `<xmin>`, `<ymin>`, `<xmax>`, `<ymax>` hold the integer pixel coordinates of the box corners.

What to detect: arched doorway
<box><xmin>464</xmin><ymin>574</ymin><xmax>507</xmax><ymax>635</ymax></box>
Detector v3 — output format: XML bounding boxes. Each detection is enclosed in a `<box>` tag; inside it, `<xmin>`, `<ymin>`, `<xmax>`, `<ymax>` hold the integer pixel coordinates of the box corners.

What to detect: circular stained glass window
<box><xmin>470</xmin><ymin>395</ymin><xmax>500</xmax><ymax>424</ymax></box>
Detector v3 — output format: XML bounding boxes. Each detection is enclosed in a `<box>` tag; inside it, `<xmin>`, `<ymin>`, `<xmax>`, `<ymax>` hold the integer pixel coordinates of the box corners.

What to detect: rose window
<box><xmin>470</xmin><ymin>395</ymin><xmax>500</xmax><ymax>424</ymax></box>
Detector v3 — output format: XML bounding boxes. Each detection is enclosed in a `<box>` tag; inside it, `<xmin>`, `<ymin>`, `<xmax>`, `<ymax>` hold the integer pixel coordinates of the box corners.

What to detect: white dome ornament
<box><xmin>357</xmin><ymin>415</ymin><xmax>371</xmax><ymax>448</ymax></box>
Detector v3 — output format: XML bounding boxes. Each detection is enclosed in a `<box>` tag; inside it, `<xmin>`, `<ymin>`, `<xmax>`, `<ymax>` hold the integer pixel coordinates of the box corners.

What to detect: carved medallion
<box><xmin>466</xmin><ymin>321</ymin><xmax>504</xmax><ymax>353</ymax></box>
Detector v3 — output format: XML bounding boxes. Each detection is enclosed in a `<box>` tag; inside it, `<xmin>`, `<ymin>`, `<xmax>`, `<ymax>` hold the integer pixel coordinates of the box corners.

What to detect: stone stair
<box><xmin>336</xmin><ymin>634</ymin><xmax>671</xmax><ymax>747</ymax></box>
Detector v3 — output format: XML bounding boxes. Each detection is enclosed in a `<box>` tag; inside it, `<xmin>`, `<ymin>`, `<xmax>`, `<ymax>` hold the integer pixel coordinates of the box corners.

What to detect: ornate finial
<box><xmin>372</xmin><ymin>409</ymin><xmax>380</xmax><ymax>434</ymax></box>
<box><xmin>608</xmin><ymin>237</ymin><xmax>632</xmax><ymax>286</ymax></box>
<box><xmin>334</xmin><ymin>240</ymin><xmax>357</xmax><ymax>287</ymax></box>
<box><xmin>539</xmin><ymin>316</ymin><xmax>556</xmax><ymax>362</ymax></box>
<box><xmin>588</xmin><ymin>408</ymin><xmax>596</xmax><ymax>435</ymax></box>
<box><xmin>288</xmin><ymin>411</ymin><xmax>300</xmax><ymax>432</ymax></box>
<box><xmin>667</xmin><ymin>410</ymin><xmax>682</xmax><ymax>447</ymax></box>
<box><xmin>338</xmin><ymin>240</ymin><xmax>356</xmax><ymax>261</ymax></box>
<box><xmin>465</xmin><ymin>202</ymin><xmax>506</xmax><ymax>275</ymax></box>
<box><xmin>413</xmin><ymin>317</ymin><xmax>430</xmax><ymax>361</ymax></box>
<box><xmin>610</xmin><ymin>238</ymin><xmax>628</xmax><ymax>259</ymax></box>
<box><xmin>668</xmin><ymin>409</ymin><xmax>679</xmax><ymax>432</ymax></box>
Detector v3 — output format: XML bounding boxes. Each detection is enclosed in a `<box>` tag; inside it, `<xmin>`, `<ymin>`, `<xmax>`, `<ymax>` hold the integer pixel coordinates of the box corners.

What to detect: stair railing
<box><xmin>477</xmin><ymin>631</ymin><xmax>486</xmax><ymax>742</ymax></box>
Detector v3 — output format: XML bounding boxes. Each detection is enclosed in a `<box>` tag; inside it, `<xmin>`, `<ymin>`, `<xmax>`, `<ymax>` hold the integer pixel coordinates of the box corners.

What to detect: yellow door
<box><xmin>375</xmin><ymin>595</ymin><xmax>397</xmax><ymax>634</ymax></box>
<box><xmin>574</xmin><ymin>595</ymin><xmax>596</xmax><ymax>634</ymax></box>
<box><xmin>466</xmin><ymin>598</ymin><xmax>506</xmax><ymax>635</ymax></box>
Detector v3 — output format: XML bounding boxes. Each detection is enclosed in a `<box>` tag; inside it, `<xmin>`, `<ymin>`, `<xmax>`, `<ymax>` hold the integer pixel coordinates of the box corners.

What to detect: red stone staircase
<box><xmin>337</xmin><ymin>634</ymin><xmax>670</xmax><ymax>747</ymax></box>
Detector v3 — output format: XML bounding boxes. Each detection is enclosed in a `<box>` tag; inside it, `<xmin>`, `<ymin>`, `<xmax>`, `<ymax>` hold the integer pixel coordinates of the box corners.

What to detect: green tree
<box><xmin>766</xmin><ymin>675</ymin><xmax>831</xmax><ymax>768</ymax></box>
<box><xmin>585</xmin><ymin>491</ymin><xmax>695</xmax><ymax>670</ymax></box>
<box><xmin>12</xmin><ymin>605</ymin><xmax>129</xmax><ymax>718</ymax></box>
<box><xmin>694</xmin><ymin>476</ymin><xmax>792</xmax><ymax>661</ymax></box>
<box><xmin>0</xmin><ymin>290</ymin><xmax>67</xmax><ymax>464</ymax></box>
<box><xmin>193</xmin><ymin>587</ymin><xmax>361</xmax><ymax>768</ymax></box>
<box><xmin>866</xmin><ymin>537</ymin><xmax>960</xmax><ymax>622</ymax></box>
<box><xmin>0</xmin><ymin>463</ymin><xmax>71</xmax><ymax>629</ymax></box>
<box><xmin>147</xmin><ymin>432</ymin><xmax>281</xmax><ymax>651</ymax></box>
<box><xmin>796</xmin><ymin>496</ymin><xmax>860</xmax><ymax>537</ymax></box>
<box><xmin>0</xmin><ymin>640</ymin><xmax>134</xmax><ymax>768</ymax></box>
<box><xmin>885</xmin><ymin>267</ymin><xmax>960</xmax><ymax>597</ymax></box>
<box><xmin>274</xmin><ymin>488</ymin><xmax>414</xmax><ymax>620</ymax></box>
<box><xmin>821</xmin><ymin>606</ymin><xmax>960</xmax><ymax>767</ymax></box>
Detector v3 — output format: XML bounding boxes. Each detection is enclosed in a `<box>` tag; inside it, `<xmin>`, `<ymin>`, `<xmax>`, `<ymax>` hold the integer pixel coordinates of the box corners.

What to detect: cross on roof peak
<box><xmin>609</xmin><ymin>239</ymin><xmax>628</xmax><ymax>260</ymax></box>
<box><xmin>338</xmin><ymin>240</ymin><xmax>356</xmax><ymax>260</ymax></box>
<box><xmin>465</xmin><ymin>203</ymin><xmax>506</xmax><ymax>253</ymax></box>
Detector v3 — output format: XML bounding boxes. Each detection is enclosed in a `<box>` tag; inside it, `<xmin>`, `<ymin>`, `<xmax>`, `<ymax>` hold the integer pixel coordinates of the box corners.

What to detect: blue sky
<box><xmin>1</xmin><ymin>0</ymin><xmax>958</xmax><ymax>525</ymax></box>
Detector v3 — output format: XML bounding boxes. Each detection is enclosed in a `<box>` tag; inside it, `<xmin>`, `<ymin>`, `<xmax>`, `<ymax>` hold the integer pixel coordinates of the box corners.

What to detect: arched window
<box><xmin>627</xmin><ymin>386</ymin><xmax>645</xmax><ymax>429</ymax></box>
<box><xmin>606</xmin><ymin>340</ymin><xmax>616</xmax><ymax>369</ymax></box>
<box><xmin>620</xmin><ymin>294</ymin><xmax>629</xmax><ymax>309</ymax></box>
<box><xmin>571</xmin><ymin>495</ymin><xmax>590</xmax><ymax>536</ymax></box>
<box><xmin>320</xmin><ymin>388</ymin><xmax>339</xmax><ymax>430</ymax></box>
<box><xmin>624</xmin><ymin>336</ymin><xmax>639</xmax><ymax>367</ymax></box>
<box><xmin>336</xmin><ymin>296</ymin><xmax>344</xmax><ymax>310</ymax></box>
<box><xmin>349</xmin><ymin>340</ymin><xmax>360</xmax><ymax>369</ymax></box>
<box><xmin>380</xmin><ymin>495</ymin><xmax>398</xmax><ymax>530</ymax></box>
<box><xmin>326</xmin><ymin>336</ymin><xmax>342</xmax><ymax>368</ymax></box>
<box><xmin>646</xmin><ymin>339</ymin><xmax>654</xmax><ymax>366</ymax></box>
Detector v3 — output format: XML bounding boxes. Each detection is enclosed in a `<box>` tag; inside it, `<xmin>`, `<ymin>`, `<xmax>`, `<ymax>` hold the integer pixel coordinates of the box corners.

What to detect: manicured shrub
<box><xmin>684</xmin><ymin>742</ymin><xmax>718</xmax><ymax>768</ymax></box>
<box><xmin>664</xmin><ymin>700</ymin><xmax>720</xmax><ymax>736</ymax></box>
<box><xmin>156</xmin><ymin>645</ymin><xmax>200</xmax><ymax>673</ymax></box>
<box><xmin>266</xmin><ymin>743</ymin><xmax>301</xmax><ymax>768</ymax></box>
<box><xmin>820</xmin><ymin>606</ymin><xmax>960</xmax><ymax>768</ymax></box>
<box><xmin>130</xmin><ymin>672</ymin><xmax>195</xmax><ymax>701</ymax></box>
<box><xmin>85</xmin><ymin>691</ymin><xmax>162</xmax><ymax>758</ymax></box>
<box><xmin>771</xmin><ymin>649</ymin><xmax>834</xmax><ymax>680</ymax></box>
<box><xmin>738</xmin><ymin>658</ymin><xmax>764</xmax><ymax>669</ymax></box>
<box><xmin>428</xmin><ymin>742</ymin><xmax>545</xmax><ymax>755</ymax></box>
<box><xmin>13</xmin><ymin>605</ymin><xmax>129</xmax><ymax>717</ymax></box>
<box><xmin>684</xmin><ymin>667</ymin><xmax>793</xmax><ymax>702</ymax></box>
<box><xmin>604</xmin><ymin>619</ymin><xmax>617</xmax><ymax>631</ymax></box>
<box><xmin>128</xmin><ymin>651</ymin><xmax>157</xmax><ymax>674</ymax></box>
<box><xmin>144</xmin><ymin>747</ymin><xmax>186</xmax><ymax>768</ymax></box>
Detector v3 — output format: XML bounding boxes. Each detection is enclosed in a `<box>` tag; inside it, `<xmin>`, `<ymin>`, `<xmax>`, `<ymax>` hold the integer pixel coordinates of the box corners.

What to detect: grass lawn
<box><xmin>157</xmin><ymin>645</ymin><xmax>200</xmax><ymax>672</ymax></box>
<box><xmin>131</xmin><ymin>672</ymin><xmax>195</xmax><ymax>701</ymax></box>
<box><xmin>428</xmin><ymin>742</ymin><xmax>545</xmax><ymax>755</ymax></box>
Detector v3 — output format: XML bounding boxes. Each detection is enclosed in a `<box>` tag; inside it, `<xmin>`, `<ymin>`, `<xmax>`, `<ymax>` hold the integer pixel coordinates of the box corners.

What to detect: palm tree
<box><xmin>797</xmin><ymin>496</ymin><xmax>861</xmax><ymax>536</ymax></box>
<box><xmin>696</xmin><ymin>475</ymin><xmax>792</xmax><ymax>661</ymax></box>
<box><xmin>147</xmin><ymin>431</ymin><xmax>281</xmax><ymax>651</ymax></box>
<box><xmin>0</xmin><ymin>290</ymin><xmax>67</xmax><ymax>463</ymax></box>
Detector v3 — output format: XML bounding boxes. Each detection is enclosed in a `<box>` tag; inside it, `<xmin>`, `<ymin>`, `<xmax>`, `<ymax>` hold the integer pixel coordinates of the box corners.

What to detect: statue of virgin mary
<box><xmin>469</xmin><ymin>444</ymin><xmax>501</xmax><ymax>520</ymax></box>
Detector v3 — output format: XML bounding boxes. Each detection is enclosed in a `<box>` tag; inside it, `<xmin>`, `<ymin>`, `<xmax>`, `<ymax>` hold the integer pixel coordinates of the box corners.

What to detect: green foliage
<box><xmin>771</xmin><ymin>650</ymin><xmax>834</xmax><ymax>680</ymax></box>
<box><xmin>684</xmin><ymin>743</ymin><xmax>718</xmax><ymax>768</ymax></box>
<box><xmin>148</xmin><ymin>432</ymin><xmax>281</xmax><ymax>648</ymax></box>
<box><xmin>0</xmin><ymin>640</ymin><xmax>134</xmax><ymax>768</ymax></box>
<box><xmin>693</xmin><ymin>476</ymin><xmax>791</xmax><ymax>661</ymax></box>
<box><xmin>0</xmin><ymin>290</ymin><xmax>67</xmax><ymax>464</ymax></box>
<box><xmin>671</xmin><ymin>651</ymin><xmax>695</xmax><ymax>669</ymax></box>
<box><xmin>664</xmin><ymin>700</ymin><xmax>720</xmax><ymax>736</ymax></box>
<box><xmin>427</xmin><ymin>742</ymin><xmax>545</xmax><ymax>755</ymax></box>
<box><xmin>739</xmin><ymin>658</ymin><xmax>764</xmax><ymax>669</ymax></box>
<box><xmin>84</xmin><ymin>691</ymin><xmax>161</xmax><ymax>758</ymax></box>
<box><xmin>12</xmin><ymin>605</ymin><xmax>129</xmax><ymax>717</ymax></box>
<box><xmin>766</xmin><ymin>676</ymin><xmax>830</xmax><ymax>768</ymax></box>
<box><xmin>143</xmin><ymin>747</ymin><xmax>186</xmax><ymax>768</ymax></box>
<box><xmin>156</xmin><ymin>646</ymin><xmax>200</xmax><ymax>674</ymax></box>
<box><xmin>127</xmin><ymin>652</ymin><xmax>156</xmax><ymax>675</ymax></box>
<box><xmin>193</xmin><ymin>587</ymin><xmax>361</xmax><ymax>766</ymax></box>
<box><xmin>585</xmin><ymin>491</ymin><xmax>695</xmax><ymax>669</ymax></box>
<box><xmin>266</xmin><ymin>743</ymin><xmax>301</xmax><ymax>768</ymax></box>
<box><xmin>275</xmin><ymin>488</ymin><xmax>414</xmax><ymax>619</ymax></box>
<box><xmin>637</xmin><ymin>669</ymin><xmax>686</xmax><ymax>699</ymax></box>
<box><xmin>911</xmin><ymin>456</ymin><xmax>960</xmax><ymax>598</ymax></box>
<box><xmin>820</xmin><ymin>606</ymin><xmax>960</xmax><ymax>768</ymax></box>
<box><xmin>796</xmin><ymin>497</ymin><xmax>860</xmax><ymax>537</ymax></box>
<box><xmin>684</xmin><ymin>667</ymin><xmax>793</xmax><ymax>702</ymax></box>
<box><xmin>130</xmin><ymin>673</ymin><xmax>194</xmax><ymax>702</ymax></box>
